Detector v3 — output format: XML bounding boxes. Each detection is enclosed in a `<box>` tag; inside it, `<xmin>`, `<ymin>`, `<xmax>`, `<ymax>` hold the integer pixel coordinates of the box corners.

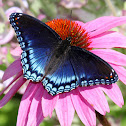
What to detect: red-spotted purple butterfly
<box><xmin>9</xmin><ymin>13</ymin><xmax>118</xmax><ymax>96</ymax></box>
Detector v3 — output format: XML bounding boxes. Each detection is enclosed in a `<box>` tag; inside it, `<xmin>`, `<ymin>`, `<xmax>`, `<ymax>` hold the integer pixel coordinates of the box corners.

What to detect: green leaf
<box><xmin>0</xmin><ymin>64</ymin><xmax>7</xmax><ymax>71</ymax></box>
<box><xmin>0</xmin><ymin>94</ymin><xmax>21</xmax><ymax>126</ymax></box>
<box><xmin>7</xmin><ymin>50</ymin><xmax>14</xmax><ymax>64</ymax></box>
<box><xmin>121</xmin><ymin>116</ymin><xmax>126</xmax><ymax>126</ymax></box>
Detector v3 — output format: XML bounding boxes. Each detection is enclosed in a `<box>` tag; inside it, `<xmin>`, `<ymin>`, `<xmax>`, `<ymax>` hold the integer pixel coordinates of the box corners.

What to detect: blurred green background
<box><xmin>0</xmin><ymin>0</ymin><xmax>126</xmax><ymax>125</ymax></box>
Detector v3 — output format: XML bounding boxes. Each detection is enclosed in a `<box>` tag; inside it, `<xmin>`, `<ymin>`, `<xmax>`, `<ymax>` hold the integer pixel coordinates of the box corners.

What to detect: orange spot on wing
<box><xmin>110</xmin><ymin>75</ymin><xmax>113</xmax><ymax>78</ymax></box>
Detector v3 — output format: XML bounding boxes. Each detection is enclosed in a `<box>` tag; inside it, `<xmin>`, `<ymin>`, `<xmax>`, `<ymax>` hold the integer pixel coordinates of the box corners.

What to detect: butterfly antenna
<box><xmin>70</xmin><ymin>10</ymin><xmax>72</xmax><ymax>18</ymax></box>
<box><xmin>69</xmin><ymin>10</ymin><xmax>72</xmax><ymax>40</ymax></box>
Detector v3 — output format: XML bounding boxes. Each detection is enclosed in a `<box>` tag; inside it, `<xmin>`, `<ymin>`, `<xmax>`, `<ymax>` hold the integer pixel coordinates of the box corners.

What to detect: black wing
<box><xmin>10</xmin><ymin>13</ymin><xmax>61</xmax><ymax>81</ymax></box>
<box><xmin>42</xmin><ymin>46</ymin><xmax>118</xmax><ymax>96</ymax></box>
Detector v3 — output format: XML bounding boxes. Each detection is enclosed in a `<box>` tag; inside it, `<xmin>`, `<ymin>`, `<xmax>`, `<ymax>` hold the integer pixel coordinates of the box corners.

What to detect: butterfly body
<box><xmin>10</xmin><ymin>13</ymin><xmax>118</xmax><ymax>96</ymax></box>
<box><xmin>44</xmin><ymin>38</ymin><xmax>71</xmax><ymax>76</ymax></box>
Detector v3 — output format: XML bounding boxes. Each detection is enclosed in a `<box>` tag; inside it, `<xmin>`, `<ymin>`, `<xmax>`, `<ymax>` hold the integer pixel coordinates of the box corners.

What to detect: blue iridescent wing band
<box><xmin>43</xmin><ymin>46</ymin><xmax>118</xmax><ymax>96</ymax></box>
<box><xmin>44</xmin><ymin>55</ymin><xmax>77</xmax><ymax>95</ymax></box>
<box><xmin>10</xmin><ymin>13</ymin><xmax>61</xmax><ymax>81</ymax></box>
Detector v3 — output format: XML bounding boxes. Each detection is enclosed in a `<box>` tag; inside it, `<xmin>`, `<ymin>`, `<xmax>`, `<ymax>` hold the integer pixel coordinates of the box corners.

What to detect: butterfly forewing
<box><xmin>10</xmin><ymin>13</ymin><xmax>61</xmax><ymax>50</ymax></box>
<box><xmin>10</xmin><ymin>13</ymin><xmax>61</xmax><ymax>81</ymax></box>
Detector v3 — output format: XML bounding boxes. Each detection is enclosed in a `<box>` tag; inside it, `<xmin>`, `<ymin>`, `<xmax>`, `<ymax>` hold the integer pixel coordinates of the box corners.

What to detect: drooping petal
<box><xmin>2</xmin><ymin>58</ymin><xmax>22</xmax><ymax>81</ymax></box>
<box><xmin>79</xmin><ymin>86</ymin><xmax>110</xmax><ymax>115</ymax></box>
<box><xmin>0</xmin><ymin>28</ymin><xmax>15</xmax><ymax>45</ymax></box>
<box><xmin>110</xmin><ymin>64</ymin><xmax>126</xmax><ymax>84</ymax></box>
<box><xmin>91</xmin><ymin>49</ymin><xmax>126</xmax><ymax>66</ymax></box>
<box><xmin>55</xmin><ymin>93</ymin><xmax>75</xmax><ymax>126</ymax></box>
<box><xmin>35</xmin><ymin>102</ymin><xmax>44</xmax><ymax>126</ymax></box>
<box><xmin>0</xmin><ymin>76</ymin><xmax>26</xmax><ymax>108</ymax></box>
<box><xmin>71</xmin><ymin>89</ymin><xmax>96</xmax><ymax>126</ymax></box>
<box><xmin>89</xmin><ymin>32</ymin><xmax>126</xmax><ymax>48</ymax></box>
<box><xmin>100</xmin><ymin>84</ymin><xmax>124</xmax><ymax>107</ymax></box>
<box><xmin>42</xmin><ymin>89</ymin><xmax>59</xmax><ymax>117</ymax></box>
<box><xmin>0</xmin><ymin>71</ymin><xmax>22</xmax><ymax>96</ymax></box>
<box><xmin>17</xmin><ymin>83</ymin><xmax>40</xmax><ymax>126</ymax></box>
<box><xmin>84</xmin><ymin>16</ymin><xmax>126</xmax><ymax>37</ymax></box>
<box><xmin>5</xmin><ymin>7</ymin><xmax>23</xmax><ymax>19</ymax></box>
<box><xmin>26</xmin><ymin>84</ymin><xmax>44</xmax><ymax>126</ymax></box>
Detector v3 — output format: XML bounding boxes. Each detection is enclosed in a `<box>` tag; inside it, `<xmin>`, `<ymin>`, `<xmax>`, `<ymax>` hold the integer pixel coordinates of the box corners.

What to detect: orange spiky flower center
<box><xmin>46</xmin><ymin>19</ymin><xmax>91</xmax><ymax>50</ymax></box>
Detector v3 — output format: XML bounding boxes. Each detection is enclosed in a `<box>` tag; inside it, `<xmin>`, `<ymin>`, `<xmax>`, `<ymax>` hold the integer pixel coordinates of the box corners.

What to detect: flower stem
<box><xmin>96</xmin><ymin>111</ymin><xmax>111</xmax><ymax>126</ymax></box>
<box><xmin>104</xmin><ymin>0</ymin><xmax>117</xmax><ymax>16</ymax></box>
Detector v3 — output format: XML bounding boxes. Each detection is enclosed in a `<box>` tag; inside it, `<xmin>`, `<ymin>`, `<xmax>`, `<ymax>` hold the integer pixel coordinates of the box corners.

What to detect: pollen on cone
<box><xmin>46</xmin><ymin>19</ymin><xmax>91</xmax><ymax>50</ymax></box>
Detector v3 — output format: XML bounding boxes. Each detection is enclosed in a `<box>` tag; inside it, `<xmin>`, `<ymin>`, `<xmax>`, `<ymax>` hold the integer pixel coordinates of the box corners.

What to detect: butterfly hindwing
<box><xmin>43</xmin><ymin>55</ymin><xmax>78</xmax><ymax>96</ymax></box>
<box><xmin>69</xmin><ymin>46</ymin><xmax>118</xmax><ymax>86</ymax></box>
<box><xmin>43</xmin><ymin>46</ymin><xmax>118</xmax><ymax>95</ymax></box>
<box><xmin>10</xmin><ymin>13</ymin><xmax>61</xmax><ymax>81</ymax></box>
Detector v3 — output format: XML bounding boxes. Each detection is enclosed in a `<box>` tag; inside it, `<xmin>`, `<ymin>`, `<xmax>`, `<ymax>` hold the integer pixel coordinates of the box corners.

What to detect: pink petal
<box><xmin>22</xmin><ymin>0</ymin><xmax>29</xmax><ymax>8</ymax></box>
<box><xmin>110</xmin><ymin>64</ymin><xmax>126</xmax><ymax>84</ymax></box>
<box><xmin>37</xmin><ymin>14</ymin><xmax>46</xmax><ymax>20</ymax></box>
<box><xmin>89</xmin><ymin>32</ymin><xmax>126</xmax><ymax>48</ymax></box>
<box><xmin>84</xmin><ymin>16</ymin><xmax>126</xmax><ymax>37</ymax></box>
<box><xmin>0</xmin><ymin>28</ymin><xmax>15</xmax><ymax>45</ymax></box>
<box><xmin>60</xmin><ymin>0</ymin><xmax>87</xmax><ymax>9</ymax></box>
<box><xmin>2</xmin><ymin>58</ymin><xmax>22</xmax><ymax>81</ymax></box>
<box><xmin>17</xmin><ymin>82</ymin><xmax>40</xmax><ymax>126</ymax></box>
<box><xmin>0</xmin><ymin>76</ymin><xmax>26</xmax><ymax>108</ymax></box>
<box><xmin>91</xmin><ymin>49</ymin><xmax>126</xmax><ymax>66</ymax></box>
<box><xmin>0</xmin><ymin>71</ymin><xmax>22</xmax><ymax>96</ymax></box>
<box><xmin>5</xmin><ymin>7</ymin><xmax>23</xmax><ymax>19</ymax></box>
<box><xmin>71</xmin><ymin>89</ymin><xmax>96</xmax><ymax>126</ymax></box>
<box><xmin>0</xmin><ymin>0</ymin><xmax>3</xmax><ymax>7</ymax></box>
<box><xmin>35</xmin><ymin>102</ymin><xmax>44</xmax><ymax>126</ymax></box>
<box><xmin>1</xmin><ymin>47</ymin><xmax>8</xmax><ymax>55</ymax></box>
<box><xmin>100</xmin><ymin>84</ymin><xmax>124</xmax><ymax>107</ymax></box>
<box><xmin>0</xmin><ymin>7</ymin><xmax>23</xmax><ymax>45</ymax></box>
<box><xmin>42</xmin><ymin>89</ymin><xmax>59</xmax><ymax>117</ymax></box>
<box><xmin>10</xmin><ymin>46</ymin><xmax>22</xmax><ymax>56</ymax></box>
<box><xmin>27</xmin><ymin>84</ymin><xmax>44</xmax><ymax>126</ymax></box>
<box><xmin>55</xmin><ymin>93</ymin><xmax>75</xmax><ymax>126</ymax></box>
<box><xmin>79</xmin><ymin>86</ymin><xmax>110</xmax><ymax>115</ymax></box>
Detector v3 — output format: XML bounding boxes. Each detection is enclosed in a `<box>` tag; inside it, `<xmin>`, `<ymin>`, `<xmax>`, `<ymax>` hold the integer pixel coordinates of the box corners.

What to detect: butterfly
<box><xmin>9</xmin><ymin>13</ymin><xmax>118</xmax><ymax>96</ymax></box>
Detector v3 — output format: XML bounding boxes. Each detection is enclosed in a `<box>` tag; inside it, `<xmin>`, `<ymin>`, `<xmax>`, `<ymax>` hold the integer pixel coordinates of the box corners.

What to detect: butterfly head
<box><xmin>66</xmin><ymin>36</ymin><xmax>72</xmax><ymax>43</ymax></box>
